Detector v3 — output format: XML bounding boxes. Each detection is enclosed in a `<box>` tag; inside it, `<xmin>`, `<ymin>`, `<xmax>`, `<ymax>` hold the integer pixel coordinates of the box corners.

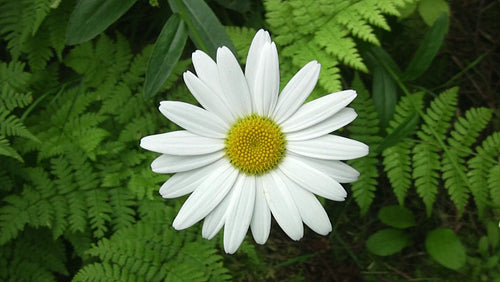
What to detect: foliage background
<box><xmin>0</xmin><ymin>0</ymin><xmax>499</xmax><ymax>280</ymax></box>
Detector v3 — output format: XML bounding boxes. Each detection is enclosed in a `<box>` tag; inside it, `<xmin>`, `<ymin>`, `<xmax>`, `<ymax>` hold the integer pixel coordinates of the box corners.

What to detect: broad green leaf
<box><xmin>366</xmin><ymin>228</ymin><xmax>410</xmax><ymax>256</ymax></box>
<box><xmin>66</xmin><ymin>0</ymin><xmax>138</xmax><ymax>45</ymax></box>
<box><xmin>425</xmin><ymin>228</ymin><xmax>466</xmax><ymax>270</ymax></box>
<box><xmin>168</xmin><ymin>0</ymin><xmax>237</xmax><ymax>58</ymax></box>
<box><xmin>364</xmin><ymin>47</ymin><xmax>401</xmax><ymax>131</ymax></box>
<box><xmin>418</xmin><ymin>0</ymin><xmax>450</xmax><ymax>26</ymax></box>
<box><xmin>402</xmin><ymin>13</ymin><xmax>449</xmax><ymax>81</ymax></box>
<box><xmin>378</xmin><ymin>205</ymin><xmax>416</xmax><ymax>229</ymax></box>
<box><xmin>371</xmin><ymin>67</ymin><xmax>397</xmax><ymax>130</ymax></box>
<box><xmin>144</xmin><ymin>15</ymin><xmax>188</xmax><ymax>99</ymax></box>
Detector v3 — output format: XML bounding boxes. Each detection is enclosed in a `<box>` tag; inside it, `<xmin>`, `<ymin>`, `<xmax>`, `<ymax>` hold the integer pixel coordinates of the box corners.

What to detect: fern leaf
<box><xmin>0</xmin><ymin>61</ymin><xmax>31</xmax><ymax>92</ymax></box>
<box><xmin>0</xmin><ymin>195</ymin><xmax>30</xmax><ymax>244</ymax></box>
<box><xmin>412</xmin><ymin>142</ymin><xmax>440</xmax><ymax>216</ymax></box>
<box><xmin>335</xmin><ymin>8</ymin><xmax>380</xmax><ymax>45</ymax></box>
<box><xmin>383</xmin><ymin>142</ymin><xmax>413</xmax><ymax>205</ymax></box>
<box><xmin>441</xmin><ymin>107</ymin><xmax>493</xmax><ymax>212</ymax></box>
<box><xmin>419</xmin><ymin>87</ymin><xmax>458</xmax><ymax>141</ymax></box>
<box><xmin>0</xmin><ymin>85</ymin><xmax>32</xmax><ymax>111</ymax></box>
<box><xmin>489</xmin><ymin>163</ymin><xmax>500</xmax><ymax>207</ymax></box>
<box><xmin>467</xmin><ymin>132</ymin><xmax>500</xmax><ymax>210</ymax></box>
<box><xmin>0</xmin><ymin>136</ymin><xmax>23</xmax><ymax>161</ymax></box>
<box><xmin>86</xmin><ymin>189</ymin><xmax>112</xmax><ymax>238</ymax></box>
<box><xmin>348</xmin><ymin>75</ymin><xmax>381</xmax><ymax>214</ymax></box>
<box><xmin>73</xmin><ymin>262</ymin><xmax>137</xmax><ymax>282</ymax></box>
<box><xmin>225</xmin><ymin>26</ymin><xmax>255</xmax><ymax>63</ymax></box>
<box><xmin>413</xmin><ymin>88</ymin><xmax>458</xmax><ymax>216</ymax></box>
<box><xmin>32</xmin><ymin>0</ymin><xmax>52</xmax><ymax>35</ymax></box>
<box><xmin>0</xmin><ymin>111</ymin><xmax>38</xmax><ymax>141</ymax></box>
<box><xmin>314</xmin><ymin>24</ymin><xmax>368</xmax><ymax>72</ymax></box>
<box><xmin>382</xmin><ymin>93</ymin><xmax>424</xmax><ymax>204</ymax></box>
<box><xmin>108</xmin><ymin>188</ymin><xmax>136</xmax><ymax>232</ymax></box>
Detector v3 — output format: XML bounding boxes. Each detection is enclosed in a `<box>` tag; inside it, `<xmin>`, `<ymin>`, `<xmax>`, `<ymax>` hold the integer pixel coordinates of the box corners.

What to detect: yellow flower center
<box><xmin>225</xmin><ymin>114</ymin><xmax>286</xmax><ymax>175</ymax></box>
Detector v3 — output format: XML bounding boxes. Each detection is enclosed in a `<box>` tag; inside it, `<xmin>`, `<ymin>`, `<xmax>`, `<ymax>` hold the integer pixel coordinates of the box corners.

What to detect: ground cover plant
<box><xmin>0</xmin><ymin>0</ymin><xmax>499</xmax><ymax>280</ymax></box>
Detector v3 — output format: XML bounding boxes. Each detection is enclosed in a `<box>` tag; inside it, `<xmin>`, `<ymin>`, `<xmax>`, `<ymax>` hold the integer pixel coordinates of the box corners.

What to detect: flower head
<box><xmin>140</xmin><ymin>29</ymin><xmax>369</xmax><ymax>254</ymax></box>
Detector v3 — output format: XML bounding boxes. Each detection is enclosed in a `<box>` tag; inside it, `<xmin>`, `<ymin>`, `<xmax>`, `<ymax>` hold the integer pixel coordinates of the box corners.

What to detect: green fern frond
<box><xmin>383</xmin><ymin>142</ymin><xmax>413</xmax><ymax>205</ymax></box>
<box><xmin>77</xmin><ymin>203</ymin><xmax>230</xmax><ymax>282</ymax></box>
<box><xmin>0</xmin><ymin>0</ymin><xmax>28</xmax><ymax>59</ymax></box>
<box><xmin>382</xmin><ymin>93</ymin><xmax>424</xmax><ymax>205</ymax></box>
<box><xmin>32</xmin><ymin>0</ymin><xmax>52</xmax><ymax>35</ymax></box>
<box><xmin>467</xmin><ymin>132</ymin><xmax>500</xmax><ymax>211</ymax></box>
<box><xmin>25</xmin><ymin>34</ymin><xmax>53</xmax><ymax>71</ymax></box>
<box><xmin>0</xmin><ymin>194</ymin><xmax>30</xmax><ymax>244</ymax></box>
<box><xmin>335</xmin><ymin>8</ymin><xmax>380</xmax><ymax>45</ymax></box>
<box><xmin>0</xmin><ymin>229</ymin><xmax>68</xmax><ymax>281</ymax></box>
<box><xmin>265</xmin><ymin>0</ymin><xmax>408</xmax><ymax>92</ymax></box>
<box><xmin>418</xmin><ymin>87</ymin><xmax>458</xmax><ymax>141</ymax></box>
<box><xmin>412</xmin><ymin>141</ymin><xmax>440</xmax><ymax>216</ymax></box>
<box><xmin>0</xmin><ymin>85</ymin><xmax>32</xmax><ymax>111</ymax></box>
<box><xmin>314</xmin><ymin>24</ymin><xmax>368</xmax><ymax>72</ymax></box>
<box><xmin>0</xmin><ymin>136</ymin><xmax>22</xmax><ymax>161</ymax></box>
<box><xmin>225</xmin><ymin>26</ymin><xmax>255</xmax><ymax>63</ymax></box>
<box><xmin>413</xmin><ymin>88</ymin><xmax>458</xmax><ymax>216</ymax></box>
<box><xmin>0</xmin><ymin>61</ymin><xmax>32</xmax><ymax>92</ymax></box>
<box><xmin>441</xmin><ymin>107</ymin><xmax>493</xmax><ymax>212</ymax></box>
<box><xmin>348</xmin><ymin>75</ymin><xmax>381</xmax><ymax>214</ymax></box>
<box><xmin>108</xmin><ymin>188</ymin><xmax>136</xmax><ymax>232</ymax></box>
<box><xmin>44</xmin><ymin>0</ymin><xmax>71</xmax><ymax>60</ymax></box>
<box><xmin>0</xmin><ymin>111</ymin><xmax>38</xmax><ymax>141</ymax></box>
<box><xmin>73</xmin><ymin>262</ymin><xmax>138</xmax><ymax>282</ymax></box>
<box><xmin>489</xmin><ymin>163</ymin><xmax>500</xmax><ymax>207</ymax></box>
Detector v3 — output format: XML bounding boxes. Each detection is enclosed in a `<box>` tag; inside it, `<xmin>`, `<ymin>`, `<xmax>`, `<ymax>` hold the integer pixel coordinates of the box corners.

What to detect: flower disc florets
<box><xmin>225</xmin><ymin>114</ymin><xmax>286</xmax><ymax>175</ymax></box>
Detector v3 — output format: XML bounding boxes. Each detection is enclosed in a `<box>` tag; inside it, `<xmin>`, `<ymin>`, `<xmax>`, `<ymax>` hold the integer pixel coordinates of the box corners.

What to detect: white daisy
<box><xmin>140</xmin><ymin>29</ymin><xmax>369</xmax><ymax>254</ymax></box>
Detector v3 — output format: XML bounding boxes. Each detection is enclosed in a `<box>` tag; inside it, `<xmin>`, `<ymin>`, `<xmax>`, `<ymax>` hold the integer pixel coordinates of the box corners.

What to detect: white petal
<box><xmin>202</xmin><ymin>184</ymin><xmax>234</xmax><ymax>240</ymax></box>
<box><xmin>159</xmin><ymin>159</ymin><xmax>225</xmax><ymax>198</ymax></box>
<box><xmin>246</xmin><ymin>39</ymin><xmax>279</xmax><ymax>116</ymax></box>
<box><xmin>159</xmin><ymin>101</ymin><xmax>229</xmax><ymax>138</ymax></box>
<box><xmin>279</xmin><ymin>154</ymin><xmax>347</xmax><ymax>201</ymax></box>
<box><xmin>150</xmin><ymin>151</ymin><xmax>224</xmax><ymax>173</ymax></box>
<box><xmin>280</xmin><ymin>172</ymin><xmax>332</xmax><ymax>235</ymax></box>
<box><xmin>285</xmin><ymin>108</ymin><xmax>357</xmax><ymax>140</ymax></box>
<box><xmin>272</xmin><ymin>61</ymin><xmax>320</xmax><ymax>123</ymax></box>
<box><xmin>172</xmin><ymin>161</ymin><xmax>238</xmax><ymax>230</ymax></box>
<box><xmin>280</xmin><ymin>90</ymin><xmax>357</xmax><ymax>133</ymax></box>
<box><xmin>250</xmin><ymin>176</ymin><xmax>271</xmax><ymax>244</ymax></box>
<box><xmin>293</xmin><ymin>154</ymin><xmax>360</xmax><ymax>183</ymax></box>
<box><xmin>217</xmin><ymin>46</ymin><xmax>252</xmax><ymax>115</ymax></box>
<box><xmin>245</xmin><ymin>29</ymin><xmax>270</xmax><ymax>82</ymax></box>
<box><xmin>192</xmin><ymin>50</ymin><xmax>224</xmax><ymax>98</ymax></box>
<box><xmin>140</xmin><ymin>131</ymin><xmax>223</xmax><ymax>155</ymax></box>
<box><xmin>263</xmin><ymin>171</ymin><xmax>303</xmax><ymax>240</ymax></box>
<box><xmin>288</xmin><ymin>135</ymin><xmax>369</xmax><ymax>160</ymax></box>
<box><xmin>183</xmin><ymin>71</ymin><xmax>235</xmax><ymax>123</ymax></box>
<box><xmin>224</xmin><ymin>174</ymin><xmax>256</xmax><ymax>254</ymax></box>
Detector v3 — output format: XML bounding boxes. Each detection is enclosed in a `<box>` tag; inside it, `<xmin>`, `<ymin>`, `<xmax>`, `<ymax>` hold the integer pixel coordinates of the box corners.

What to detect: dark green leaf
<box><xmin>168</xmin><ymin>0</ymin><xmax>237</xmax><ymax>58</ymax></box>
<box><xmin>66</xmin><ymin>0</ymin><xmax>138</xmax><ymax>45</ymax></box>
<box><xmin>425</xmin><ymin>228</ymin><xmax>466</xmax><ymax>270</ymax></box>
<box><xmin>418</xmin><ymin>0</ymin><xmax>450</xmax><ymax>26</ymax></box>
<box><xmin>364</xmin><ymin>47</ymin><xmax>401</xmax><ymax>130</ymax></box>
<box><xmin>378</xmin><ymin>205</ymin><xmax>416</xmax><ymax>229</ymax></box>
<box><xmin>372</xmin><ymin>67</ymin><xmax>397</xmax><ymax>130</ymax></box>
<box><xmin>366</xmin><ymin>228</ymin><xmax>410</xmax><ymax>256</ymax></box>
<box><xmin>144</xmin><ymin>15</ymin><xmax>188</xmax><ymax>99</ymax></box>
<box><xmin>401</xmin><ymin>13</ymin><xmax>449</xmax><ymax>81</ymax></box>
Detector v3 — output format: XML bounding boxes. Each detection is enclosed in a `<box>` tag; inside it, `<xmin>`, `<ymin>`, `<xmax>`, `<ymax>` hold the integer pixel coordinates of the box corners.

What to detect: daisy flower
<box><xmin>140</xmin><ymin>29</ymin><xmax>368</xmax><ymax>254</ymax></box>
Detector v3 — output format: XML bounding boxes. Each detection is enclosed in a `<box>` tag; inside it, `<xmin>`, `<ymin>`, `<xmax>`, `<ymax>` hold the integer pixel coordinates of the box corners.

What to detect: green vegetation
<box><xmin>1</xmin><ymin>0</ymin><xmax>498</xmax><ymax>280</ymax></box>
